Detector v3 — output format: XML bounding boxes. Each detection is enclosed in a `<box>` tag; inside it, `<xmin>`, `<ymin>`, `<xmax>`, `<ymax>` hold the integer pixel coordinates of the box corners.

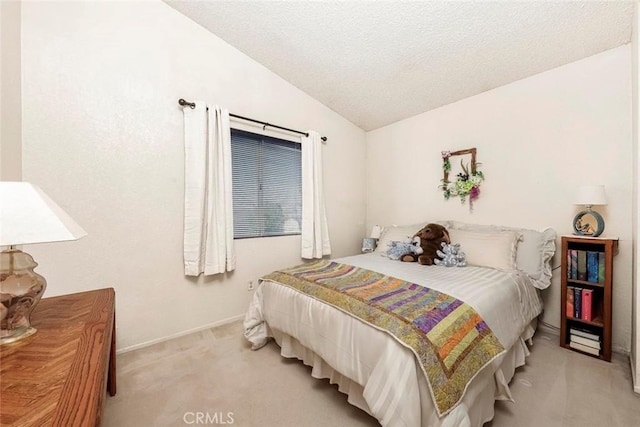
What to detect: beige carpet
<box><xmin>104</xmin><ymin>321</ymin><xmax>640</xmax><ymax>427</ymax></box>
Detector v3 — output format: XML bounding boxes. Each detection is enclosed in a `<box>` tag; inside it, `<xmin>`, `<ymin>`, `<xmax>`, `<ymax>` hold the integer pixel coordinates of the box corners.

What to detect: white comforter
<box><xmin>244</xmin><ymin>254</ymin><xmax>542</xmax><ymax>427</ymax></box>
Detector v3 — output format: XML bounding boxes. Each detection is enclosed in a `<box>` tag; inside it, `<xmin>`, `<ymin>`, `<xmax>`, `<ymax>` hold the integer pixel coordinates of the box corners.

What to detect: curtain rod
<box><xmin>178</xmin><ymin>99</ymin><xmax>327</xmax><ymax>142</ymax></box>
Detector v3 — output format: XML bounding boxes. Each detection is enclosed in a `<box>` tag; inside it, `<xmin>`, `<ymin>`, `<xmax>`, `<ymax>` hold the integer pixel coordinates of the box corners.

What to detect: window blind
<box><xmin>231</xmin><ymin>129</ymin><xmax>302</xmax><ymax>239</ymax></box>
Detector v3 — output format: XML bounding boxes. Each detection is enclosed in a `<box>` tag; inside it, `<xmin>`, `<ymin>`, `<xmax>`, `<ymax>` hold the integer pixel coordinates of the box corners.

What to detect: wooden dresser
<box><xmin>0</xmin><ymin>288</ymin><xmax>116</xmax><ymax>426</ymax></box>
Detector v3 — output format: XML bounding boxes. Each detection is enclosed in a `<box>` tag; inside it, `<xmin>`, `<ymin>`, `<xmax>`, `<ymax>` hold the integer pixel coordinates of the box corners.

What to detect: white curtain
<box><xmin>301</xmin><ymin>130</ymin><xmax>331</xmax><ymax>259</ymax></box>
<box><xmin>183</xmin><ymin>102</ymin><xmax>235</xmax><ymax>276</ymax></box>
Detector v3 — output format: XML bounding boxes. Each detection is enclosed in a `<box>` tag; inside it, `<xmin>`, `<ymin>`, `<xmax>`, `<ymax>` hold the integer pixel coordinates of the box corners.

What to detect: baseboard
<box><xmin>631</xmin><ymin>353</ymin><xmax>640</xmax><ymax>394</ymax></box>
<box><xmin>613</xmin><ymin>344</ymin><xmax>630</xmax><ymax>357</ymax></box>
<box><xmin>116</xmin><ymin>313</ymin><xmax>245</xmax><ymax>355</ymax></box>
<box><xmin>537</xmin><ymin>320</ymin><xmax>560</xmax><ymax>336</ymax></box>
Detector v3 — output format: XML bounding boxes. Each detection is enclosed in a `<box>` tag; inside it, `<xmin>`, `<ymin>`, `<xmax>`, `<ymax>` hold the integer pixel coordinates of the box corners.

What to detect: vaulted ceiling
<box><xmin>166</xmin><ymin>1</ymin><xmax>634</xmax><ymax>131</ymax></box>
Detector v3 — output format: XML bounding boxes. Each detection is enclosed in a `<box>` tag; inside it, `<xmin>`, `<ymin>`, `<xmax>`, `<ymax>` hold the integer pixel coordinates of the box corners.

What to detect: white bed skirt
<box><xmin>270</xmin><ymin>320</ymin><xmax>535</xmax><ymax>427</ymax></box>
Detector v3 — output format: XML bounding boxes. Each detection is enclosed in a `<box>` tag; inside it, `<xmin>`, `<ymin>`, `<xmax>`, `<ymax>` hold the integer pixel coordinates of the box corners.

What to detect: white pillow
<box><xmin>447</xmin><ymin>228</ymin><xmax>521</xmax><ymax>271</ymax></box>
<box><xmin>444</xmin><ymin>221</ymin><xmax>556</xmax><ymax>289</ymax></box>
<box><xmin>374</xmin><ymin>223</ymin><xmax>426</xmax><ymax>253</ymax></box>
<box><xmin>516</xmin><ymin>228</ymin><xmax>556</xmax><ymax>289</ymax></box>
<box><xmin>514</xmin><ymin>229</ymin><xmax>549</xmax><ymax>279</ymax></box>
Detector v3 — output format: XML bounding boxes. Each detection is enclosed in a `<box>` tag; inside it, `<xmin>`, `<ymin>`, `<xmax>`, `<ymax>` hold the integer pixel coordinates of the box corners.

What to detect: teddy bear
<box><xmin>434</xmin><ymin>242</ymin><xmax>467</xmax><ymax>267</ymax></box>
<box><xmin>401</xmin><ymin>223</ymin><xmax>450</xmax><ymax>265</ymax></box>
<box><xmin>382</xmin><ymin>236</ymin><xmax>424</xmax><ymax>260</ymax></box>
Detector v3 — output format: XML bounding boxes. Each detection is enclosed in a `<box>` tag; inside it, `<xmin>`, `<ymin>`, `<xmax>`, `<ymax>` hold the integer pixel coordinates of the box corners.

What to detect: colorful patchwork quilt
<box><xmin>263</xmin><ymin>260</ymin><xmax>506</xmax><ymax>416</ymax></box>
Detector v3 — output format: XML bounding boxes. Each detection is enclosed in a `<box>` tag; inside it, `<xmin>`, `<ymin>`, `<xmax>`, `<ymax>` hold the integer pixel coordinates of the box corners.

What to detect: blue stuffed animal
<box><xmin>382</xmin><ymin>236</ymin><xmax>424</xmax><ymax>260</ymax></box>
<box><xmin>434</xmin><ymin>242</ymin><xmax>467</xmax><ymax>267</ymax></box>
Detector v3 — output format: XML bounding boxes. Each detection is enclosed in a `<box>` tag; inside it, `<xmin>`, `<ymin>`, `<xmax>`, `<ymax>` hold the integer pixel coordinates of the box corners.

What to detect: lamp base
<box><xmin>362</xmin><ymin>238</ymin><xmax>377</xmax><ymax>253</ymax></box>
<box><xmin>0</xmin><ymin>326</ymin><xmax>36</xmax><ymax>344</ymax></box>
<box><xmin>573</xmin><ymin>208</ymin><xmax>605</xmax><ymax>237</ymax></box>
<box><xmin>0</xmin><ymin>249</ymin><xmax>47</xmax><ymax>345</ymax></box>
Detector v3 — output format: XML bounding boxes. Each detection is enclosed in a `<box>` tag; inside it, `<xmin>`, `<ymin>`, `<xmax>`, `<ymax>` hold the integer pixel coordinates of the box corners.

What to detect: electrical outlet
<box><xmin>248</xmin><ymin>280</ymin><xmax>255</xmax><ymax>291</ymax></box>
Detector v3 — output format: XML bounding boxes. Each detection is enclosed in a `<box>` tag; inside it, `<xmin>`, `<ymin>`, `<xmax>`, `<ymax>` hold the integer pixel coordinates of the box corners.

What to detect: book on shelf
<box><xmin>577</xmin><ymin>250</ymin><xmax>587</xmax><ymax>281</ymax></box>
<box><xmin>570</xmin><ymin>327</ymin><xmax>600</xmax><ymax>341</ymax></box>
<box><xmin>569</xmin><ymin>340</ymin><xmax>600</xmax><ymax>356</ymax></box>
<box><xmin>598</xmin><ymin>251</ymin><xmax>605</xmax><ymax>283</ymax></box>
<box><xmin>570</xmin><ymin>249</ymin><xmax>578</xmax><ymax>279</ymax></box>
<box><xmin>573</xmin><ymin>287</ymin><xmax>582</xmax><ymax>319</ymax></box>
<box><xmin>570</xmin><ymin>334</ymin><xmax>601</xmax><ymax>350</ymax></box>
<box><xmin>586</xmin><ymin>251</ymin><xmax>599</xmax><ymax>282</ymax></box>
<box><xmin>566</xmin><ymin>286</ymin><xmax>574</xmax><ymax>318</ymax></box>
<box><xmin>581</xmin><ymin>289</ymin><xmax>593</xmax><ymax>322</ymax></box>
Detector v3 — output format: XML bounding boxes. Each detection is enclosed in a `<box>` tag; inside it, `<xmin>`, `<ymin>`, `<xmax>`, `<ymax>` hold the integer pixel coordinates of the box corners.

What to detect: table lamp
<box><xmin>362</xmin><ymin>225</ymin><xmax>383</xmax><ymax>253</ymax></box>
<box><xmin>573</xmin><ymin>184</ymin><xmax>607</xmax><ymax>237</ymax></box>
<box><xmin>0</xmin><ymin>182</ymin><xmax>87</xmax><ymax>344</ymax></box>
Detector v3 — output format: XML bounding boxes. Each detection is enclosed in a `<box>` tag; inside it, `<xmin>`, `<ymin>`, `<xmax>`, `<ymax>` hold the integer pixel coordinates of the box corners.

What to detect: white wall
<box><xmin>19</xmin><ymin>1</ymin><xmax>366</xmax><ymax>351</ymax></box>
<box><xmin>631</xmin><ymin>1</ymin><xmax>639</xmax><ymax>393</ymax></box>
<box><xmin>366</xmin><ymin>46</ymin><xmax>633</xmax><ymax>353</ymax></box>
<box><xmin>0</xmin><ymin>0</ymin><xmax>22</xmax><ymax>181</ymax></box>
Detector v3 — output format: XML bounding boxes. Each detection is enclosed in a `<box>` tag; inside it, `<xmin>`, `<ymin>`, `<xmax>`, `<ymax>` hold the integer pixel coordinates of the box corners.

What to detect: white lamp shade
<box><xmin>0</xmin><ymin>182</ymin><xmax>87</xmax><ymax>246</ymax></box>
<box><xmin>370</xmin><ymin>225</ymin><xmax>382</xmax><ymax>239</ymax></box>
<box><xmin>574</xmin><ymin>185</ymin><xmax>607</xmax><ymax>206</ymax></box>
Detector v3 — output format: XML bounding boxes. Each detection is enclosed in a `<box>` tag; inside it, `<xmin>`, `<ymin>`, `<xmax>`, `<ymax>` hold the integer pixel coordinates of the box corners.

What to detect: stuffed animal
<box><xmin>383</xmin><ymin>236</ymin><xmax>424</xmax><ymax>260</ymax></box>
<box><xmin>401</xmin><ymin>223</ymin><xmax>450</xmax><ymax>265</ymax></box>
<box><xmin>434</xmin><ymin>242</ymin><xmax>467</xmax><ymax>267</ymax></box>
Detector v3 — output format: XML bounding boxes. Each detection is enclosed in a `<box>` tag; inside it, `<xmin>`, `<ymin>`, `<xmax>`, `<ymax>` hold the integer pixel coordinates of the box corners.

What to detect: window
<box><xmin>231</xmin><ymin>129</ymin><xmax>302</xmax><ymax>239</ymax></box>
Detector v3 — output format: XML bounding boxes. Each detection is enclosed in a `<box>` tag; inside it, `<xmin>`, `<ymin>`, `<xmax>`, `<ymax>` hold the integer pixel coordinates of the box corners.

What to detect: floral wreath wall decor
<box><xmin>439</xmin><ymin>148</ymin><xmax>484</xmax><ymax>211</ymax></box>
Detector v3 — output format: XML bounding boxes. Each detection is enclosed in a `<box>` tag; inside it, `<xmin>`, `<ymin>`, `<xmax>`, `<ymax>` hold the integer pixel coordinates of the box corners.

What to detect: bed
<box><xmin>244</xmin><ymin>221</ymin><xmax>556</xmax><ymax>427</ymax></box>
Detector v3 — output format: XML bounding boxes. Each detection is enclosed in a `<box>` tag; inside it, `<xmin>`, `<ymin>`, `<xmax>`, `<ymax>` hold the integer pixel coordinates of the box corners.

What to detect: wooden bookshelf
<box><xmin>560</xmin><ymin>235</ymin><xmax>617</xmax><ymax>361</ymax></box>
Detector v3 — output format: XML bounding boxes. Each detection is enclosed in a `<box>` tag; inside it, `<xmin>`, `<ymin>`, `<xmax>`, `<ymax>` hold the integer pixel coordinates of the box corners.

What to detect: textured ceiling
<box><xmin>166</xmin><ymin>1</ymin><xmax>634</xmax><ymax>131</ymax></box>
